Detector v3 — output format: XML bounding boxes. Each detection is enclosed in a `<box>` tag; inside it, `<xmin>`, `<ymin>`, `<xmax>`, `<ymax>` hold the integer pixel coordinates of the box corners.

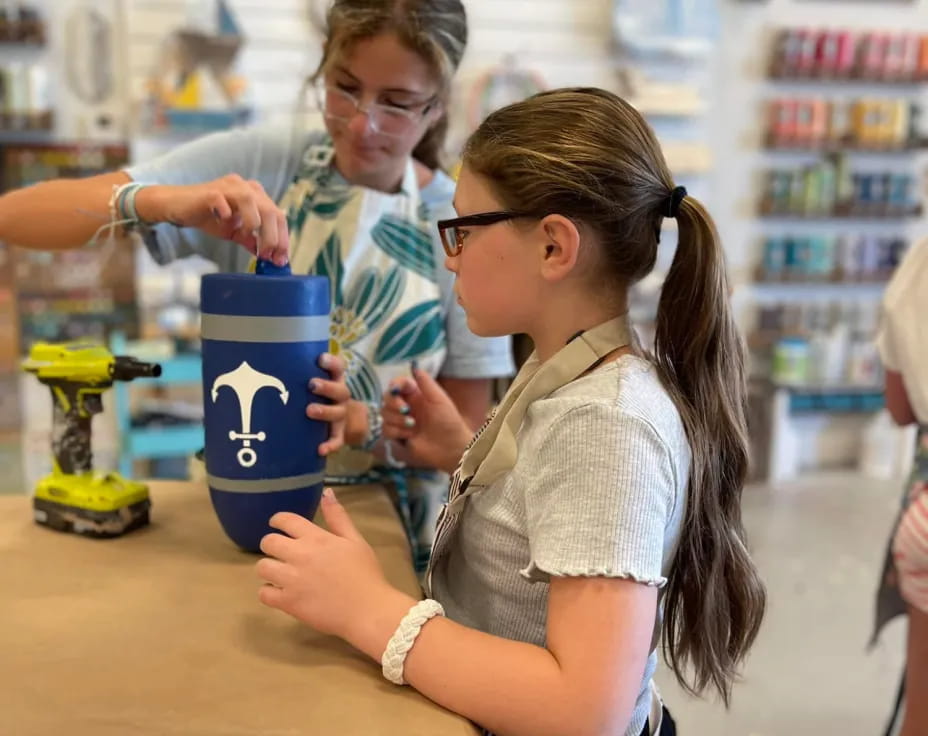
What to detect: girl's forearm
<box><xmin>347</xmin><ymin>589</ymin><xmax>618</xmax><ymax>736</ymax></box>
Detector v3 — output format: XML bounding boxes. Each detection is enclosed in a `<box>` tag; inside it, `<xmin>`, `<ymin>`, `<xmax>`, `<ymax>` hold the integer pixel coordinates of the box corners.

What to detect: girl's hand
<box><xmin>381</xmin><ymin>368</ymin><xmax>473</xmax><ymax>473</ymax></box>
<box><xmin>136</xmin><ymin>174</ymin><xmax>290</xmax><ymax>265</ymax></box>
<box><xmin>256</xmin><ymin>490</ymin><xmax>409</xmax><ymax>646</ymax></box>
<box><xmin>307</xmin><ymin>353</ymin><xmax>350</xmax><ymax>457</ymax></box>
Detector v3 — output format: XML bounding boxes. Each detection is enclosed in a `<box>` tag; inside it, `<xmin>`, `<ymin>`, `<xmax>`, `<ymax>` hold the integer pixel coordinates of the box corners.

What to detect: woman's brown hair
<box><xmin>312</xmin><ymin>0</ymin><xmax>467</xmax><ymax>170</ymax></box>
<box><xmin>463</xmin><ymin>87</ymin><xmax>766</xmax><ymax>705</ymax></box>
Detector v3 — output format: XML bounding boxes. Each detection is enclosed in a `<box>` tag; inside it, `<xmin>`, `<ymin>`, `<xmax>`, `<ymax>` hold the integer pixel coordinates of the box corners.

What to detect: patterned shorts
<box><xmin>893</xmin><ymin>481</ymin><xmax>928</xmax><ymax>613</ymax></box>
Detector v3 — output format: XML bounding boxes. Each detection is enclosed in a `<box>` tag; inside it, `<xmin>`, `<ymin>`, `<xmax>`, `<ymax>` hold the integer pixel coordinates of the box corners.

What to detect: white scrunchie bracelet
<box><xmin>381</xmin><ymin>599</ymin><xmax>445</xmax><ymax>685</ymax></box>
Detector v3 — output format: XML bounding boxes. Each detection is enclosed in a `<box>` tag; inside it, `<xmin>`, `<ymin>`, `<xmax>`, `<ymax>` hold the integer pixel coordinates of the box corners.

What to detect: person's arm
<box><xmin>381</xmin><ymin>369</ymin><xmax>473</xmax><ymax>473</ymax></box>
<box><xmin>0</xmin><ymin>171</ymin><xmax>131</xmax><ymax>249</ymax></box>
<box><xmin>885</xmin><ymin>370</ymin><xmax>918</xmax><ymax>426</ymax></box>
<box><xmin>0</xmin><ymin>124</ymin><xmax>306</xmax><ymax>264</ymax></box>
<box><xmin>258</xmin><ymin>404</ymin><xmax>676</xmax><ymax>735</ymax></box>
<box><xmin>0</xmin><ymin>170</ymin><xmax>289</xmax><ymax>264</ymax></box>
<box><xmin>260</xmin><ymin>495</ymin><xmax>657</xmax><ymax>736</ymax></box>
<box><xmin>438</xmin><ymin>376</ymin><xmax>492</xmax><ymax>432</ymax></box>
<box><xmin>350</xmin><ymin>574</ymin><xmax>656</xmax><ymax>736</ymax></box>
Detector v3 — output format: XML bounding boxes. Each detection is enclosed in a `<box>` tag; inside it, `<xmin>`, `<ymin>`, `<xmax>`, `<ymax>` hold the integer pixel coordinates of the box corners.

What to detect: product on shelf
<box><xmin>755</xmin><ymin>299</ymin><xmax>883</xmax><ymax>389</ymax></box>
<box><xmin>766</xmin><ymin>98</ymin><xmax>925</xmax><ymax>150</ymax></box>
<box><xmin>759</xmin><ymin>235</ymin><xmax>908</xmax><ymax>283</ymax></box>
<box><xmin>771</xmin><ymin>28</ymin><xmax>928</xmax><ymax>82</ymax></box>
<box><xmin>16</xmin><ymin>293</ymin><xmax>138</xmax><ymax>352</ymax></box>
<box><xmin>0</xmin><ymin>143</ymin><xmax>128</xmax><ymax>191</ymax></box>
<box><xmin>760</xmin><ymin>153</ymin><xmax>920</xmax><ymax>217</ymax></box>
<box><xmin>0</xmin><ymin>63</ymin><xmax>52</xmax><ymax>132</ymax></box>
<box><xmin>0</xmin><ymin>5</ymin><xmax>45</xmax><ymax>44</ymax></box>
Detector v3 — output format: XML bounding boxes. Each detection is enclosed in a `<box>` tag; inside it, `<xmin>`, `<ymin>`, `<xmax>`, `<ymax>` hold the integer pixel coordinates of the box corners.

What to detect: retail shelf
<box><xmin>758</xmin><ymin>205</ymin><xmax>924</xmax><ymax>221</ymax></box>
<box><xmin>752</xmin><ymin>279</ymin><xmax>890</xmax><ymax>287</ymax></box>
<box><xmin>763</xmin><ymin>143</ymin><xmax>928</xmax><ymax>155</ymax></box>
<box><xmin>771</xmin><ymin>382</ymin><xmax>883</xmax><ymax>395</ymax></box>
<box><xmin>0</xmin><ymin>129</ymin><xmax>54</xmax><ymax>144</ymax></box>
<box><xmin>767</xmin><ymin>72</ymin><xmax>928</xmax><ymax>86</ymax></box>
<box><xmin>0</xmin><ymin>40</ymin><xmax>45</xmax><ymax>49</ymax></box>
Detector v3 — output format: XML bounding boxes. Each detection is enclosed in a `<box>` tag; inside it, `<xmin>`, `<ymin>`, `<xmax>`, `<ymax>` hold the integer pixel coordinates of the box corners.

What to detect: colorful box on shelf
<box><xmin>16</xmin><ymin>294</ymin><xmax>138</xmax><ymax>353</ymax></box>
<box><xmin>160</xmin><ymin>107</ymin><xmax>251</xmax><ymax>134</ymax></box>
<box><xmin>786</xmin><ymin>388</ymin><xmax>884</xmax><ymax>414</ymax></box>
<box><xmin>0</xmin><ymin>6</ymin><xmax>45</xmax><ymax>45</ymax></box>
<box><xmin>770</xmin><ymin>28</ymin><xmax>928</xmax><ymax>82</ymax></box>
<box><xmin>758</xmin><ymin>234</ymin><xmax>908</xmax><ymax>284</ymax></box>
<box><xmin>12</xmin><ymin>246</ymin><xmax>135</xmax><ymax>299</ymax></box>
<box><xmin>766</xmin><ymin>98</ymin><xmax>926</xmax><ymax>151</ymax></box>
<box><xmin>761</xmin><ymin>154</ymin><xmax>921</xmax><ymax>219</ymax></box>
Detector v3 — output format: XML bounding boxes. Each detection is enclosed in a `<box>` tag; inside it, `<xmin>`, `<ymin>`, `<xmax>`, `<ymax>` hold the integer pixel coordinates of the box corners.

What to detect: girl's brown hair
<box><xmin>463</xmin><ymin>87</ymin><xmax>766</xmax><ymax>705</ymax></box>
<box><xmin>313</xmin><ymin>0</ymin><xmax>467</xmax><ymax>169</ymax></box>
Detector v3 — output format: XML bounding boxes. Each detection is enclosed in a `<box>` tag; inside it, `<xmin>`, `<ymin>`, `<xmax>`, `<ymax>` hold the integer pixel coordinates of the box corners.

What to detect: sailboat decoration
<box><xmin>143</xmin><ymin>0</ymin><xmax>251</xmax><ymax>133</ymax></box>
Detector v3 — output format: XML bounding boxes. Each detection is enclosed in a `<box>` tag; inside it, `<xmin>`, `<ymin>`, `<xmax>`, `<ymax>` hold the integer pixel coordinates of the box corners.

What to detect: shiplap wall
<box><xmin>124</xmin><ymin>0</ymin><xmax>618</xmax><ymax>139</ymax></box>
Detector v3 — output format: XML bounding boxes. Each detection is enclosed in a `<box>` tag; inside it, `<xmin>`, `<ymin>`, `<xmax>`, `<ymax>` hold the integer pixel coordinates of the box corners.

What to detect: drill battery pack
<box><xmin>32</xmin><ymin>473</ymin><xmax>152</xmax><ymax>538</ymax></box>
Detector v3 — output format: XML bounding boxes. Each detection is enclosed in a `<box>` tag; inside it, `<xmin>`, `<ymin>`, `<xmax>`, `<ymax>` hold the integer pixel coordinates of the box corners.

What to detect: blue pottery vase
<box><xmin>200</xmin><ymin>263</ymin><xmax>330</xmax><ymax>552</ymax></box>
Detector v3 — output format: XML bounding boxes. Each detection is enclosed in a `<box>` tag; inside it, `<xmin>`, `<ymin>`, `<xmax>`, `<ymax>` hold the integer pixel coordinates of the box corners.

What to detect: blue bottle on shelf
<box><xmin>200</xmin><ymin>261</ymin><xmax>331</xmax><ymax>552</ymax></box>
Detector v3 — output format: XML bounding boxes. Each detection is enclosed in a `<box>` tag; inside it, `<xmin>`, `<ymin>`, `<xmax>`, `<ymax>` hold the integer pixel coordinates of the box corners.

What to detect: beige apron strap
<box><xmin>461</xmin><ymin>314</ymin><xmax>633</xmax><ymax>489</ymax></box>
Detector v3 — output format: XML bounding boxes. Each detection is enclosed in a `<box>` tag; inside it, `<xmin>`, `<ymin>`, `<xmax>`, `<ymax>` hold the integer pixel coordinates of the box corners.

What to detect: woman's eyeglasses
<box><xmin>313</xmin><ymin>82</ymin><xmax>435</xmax><ymax>138</ymax></box>
<box><xmin>437</xmin><ymin>211</ymin><xmax>530</xmax><ymax>257</ymax></box>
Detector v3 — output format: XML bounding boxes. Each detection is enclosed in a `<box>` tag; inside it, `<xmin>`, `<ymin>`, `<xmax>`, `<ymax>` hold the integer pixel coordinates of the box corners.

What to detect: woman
<box><xmin>871</xmin><ymin>237</ymin><xmax>928</xmax><ymax>736</ymax></box>
<box><xmin>0</xmin><ymin>0</ymin><xmax>514</xmax><ymax>569</ymax></box>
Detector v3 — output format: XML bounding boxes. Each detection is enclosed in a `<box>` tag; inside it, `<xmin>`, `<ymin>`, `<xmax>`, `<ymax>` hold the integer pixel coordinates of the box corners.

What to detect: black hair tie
<box><xmin>665</xmin><ymin>186</ymin><xmax>687</xmax><ymax>218</ymax></box>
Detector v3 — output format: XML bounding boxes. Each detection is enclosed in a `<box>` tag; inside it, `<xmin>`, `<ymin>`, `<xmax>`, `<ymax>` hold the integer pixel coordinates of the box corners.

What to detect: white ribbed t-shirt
<box><xmin>427</xmin><ymin>354</ymin><xmax>690</xmax><ymax>736</ymax></box>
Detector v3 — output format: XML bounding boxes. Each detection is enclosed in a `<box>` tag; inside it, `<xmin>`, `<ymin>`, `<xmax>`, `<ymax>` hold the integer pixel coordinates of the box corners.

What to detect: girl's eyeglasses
<box><xmin>313</xmin><ymin>82</ymin><xmax>435</xmax><ymax>139</ymax></box>
<box><xmin>437</xmin><ymin>211</ymin><xmax>531</xmax><ymax>257</ymax></box>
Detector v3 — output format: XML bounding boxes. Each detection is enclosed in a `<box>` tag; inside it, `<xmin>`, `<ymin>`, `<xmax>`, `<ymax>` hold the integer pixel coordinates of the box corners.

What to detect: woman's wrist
<box><xmin>133</xmin><ymin>185</ymin><xmax>168</xmax><ymax>224</ymax></box>
<box><xmin>344</xmin><ymin>399</ymin><xmax>370</xmax><ymax>447</ymax></box>
<box><xmin>441</xmin><ymin>421</ymin><xmax>473</xmax><ymax>473</ymax></box>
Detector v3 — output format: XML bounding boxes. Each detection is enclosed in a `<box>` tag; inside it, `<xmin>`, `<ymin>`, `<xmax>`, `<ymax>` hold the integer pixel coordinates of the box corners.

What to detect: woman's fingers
<box><xmin>206</xmin><ymin>191</ymin><xmax>234</xmax><ymax>222</ymax></box>
<box><xmin>229</xmin><ymin>183</ymin><xmax>262</xmax><ymax>235</ymax></box>
<box><xmin>317</xmin><ymin>436</ymin><xmax>344</xmax><ymax>457</ymax></box>
<box><xmin>247</xmin><ymin>179</ymin><xmax>286</xmax><ymax>261</ymax></box>
<box><xmin>307</xmin><ymin>402</ymin><xmax>347</xmax><ymax>423</ymax></box>
<box><xmin>382</xmin><ymin>392</ymin><xmax>411</xmax><ymax>415</ymax></box>
<box><xmin>274</xmin><ymin>207</ymin><xmax>291</xmax><ymax>263</ymax></box>
<box><xmin>319</xmin><ymin>353</ymin><xmax>346</xmax><ymax>381</ymax></box>
<box><xmin>382</xmin><ymin>411</ymin><xmax>417</xmax><ymax>440</ymax></box>
<box><xmin>311</xmin><ymin>377</ymin><xmax>349</xmax><ymax>402</ymax></box>
<box><xmin>383</xmin><ymin>427</ymin><xmax>416</xmax><ymax>442</ymax></box>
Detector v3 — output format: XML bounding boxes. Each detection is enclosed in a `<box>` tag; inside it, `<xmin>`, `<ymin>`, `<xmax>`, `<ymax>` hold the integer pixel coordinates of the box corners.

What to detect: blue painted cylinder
<box><xmin>200</xmin><ymin>271</ymin><xmax>330</xmax><ymax>552</ymax></box>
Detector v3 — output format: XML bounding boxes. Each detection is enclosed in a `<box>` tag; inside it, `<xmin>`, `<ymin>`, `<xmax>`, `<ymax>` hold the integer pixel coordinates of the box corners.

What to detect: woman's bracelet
<box><xmin>110</xmin><ymin>181</ymin><xmax>152</xmax><ymax>231</ymax></box>
<box><xmin>360</xmin><ymin>401</ymin><xmax>383</xmax><ymax>452</ymax></box>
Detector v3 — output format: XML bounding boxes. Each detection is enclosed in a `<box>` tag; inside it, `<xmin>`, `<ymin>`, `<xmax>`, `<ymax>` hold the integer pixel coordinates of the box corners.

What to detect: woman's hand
<box><xmin>343</xmin><ymin>399</ymin><xmax>373</xmax><ymax>448</ymax></box>
<box><xmin>257</xmin><ymin>491</ymin><xmax>414</xmax><ymax>647</ymax></box>
<box><xmin>381</xmin><ymin>368</ymin><xmax>473</xmax><ymax>473</ymax></box>
<box><xmin>135</xmin><ymin>174</ymin><xmax>290</xmax><ymax>265</ymax></box>
<box><xmin>307</xmin><ymin>353</ymin><xmax>350</xmax><ymax>457</ymax></box>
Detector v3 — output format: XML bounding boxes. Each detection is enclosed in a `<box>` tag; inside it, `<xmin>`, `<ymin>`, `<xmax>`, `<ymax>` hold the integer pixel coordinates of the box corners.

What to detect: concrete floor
<box><xmin>655</xmin><ymin>471</ymin><xmax>907</xmax><ymax>736</ymax></box>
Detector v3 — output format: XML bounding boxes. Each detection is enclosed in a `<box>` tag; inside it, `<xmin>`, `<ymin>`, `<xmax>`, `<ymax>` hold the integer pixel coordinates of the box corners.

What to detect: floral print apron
<box><xmin>276</xmin><ymin>134</ymin><xmax>449</xmax><ymax>570</ymax></box>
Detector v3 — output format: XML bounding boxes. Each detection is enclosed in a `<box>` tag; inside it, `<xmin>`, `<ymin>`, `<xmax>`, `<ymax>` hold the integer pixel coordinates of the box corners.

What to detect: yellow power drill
<box><xmin>22</xmin><ymin>341</ymin><xmax>162</xmax><ymax>538</ymax></box>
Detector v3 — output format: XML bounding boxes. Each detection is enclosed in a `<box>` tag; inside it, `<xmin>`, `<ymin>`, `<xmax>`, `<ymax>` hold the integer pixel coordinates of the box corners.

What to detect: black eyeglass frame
<box><xmin>436</xmin><ymin>211</ymin><xmax>532</xmax><ymax>257</ymax></box>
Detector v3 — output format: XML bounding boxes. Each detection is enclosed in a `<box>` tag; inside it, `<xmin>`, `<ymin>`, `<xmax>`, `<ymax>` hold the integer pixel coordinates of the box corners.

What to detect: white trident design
<box><xmin>211</xmin><ymin>361</ymin><xmax>289</xmax><ymax>468</ymax></box>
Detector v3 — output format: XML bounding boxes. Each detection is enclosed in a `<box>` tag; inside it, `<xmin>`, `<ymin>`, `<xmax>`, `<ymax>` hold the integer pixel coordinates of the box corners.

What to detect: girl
<box><xmin>0</xmin><ymin>0</ymin><xmax>514</xmax><ymax>569</ymax></box>
<box><xmin>256</xmin><ymin>88</ymin><xmax>767</xmax><ymax>736</ymax></box>
<box><xmin>870</xmin><ymin>236</ymin><xmax>928</xmax><ymax>736</ymax></box>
